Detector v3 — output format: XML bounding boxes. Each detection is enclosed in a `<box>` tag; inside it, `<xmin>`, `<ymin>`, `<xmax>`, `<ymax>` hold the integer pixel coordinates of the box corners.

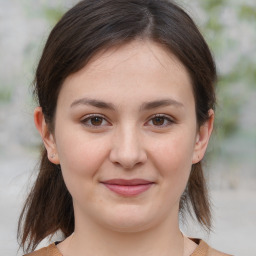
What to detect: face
<box><xmin>37</xmin><ymin>40</ymin><xmax>213</xmax><ymax>233</ymax></box>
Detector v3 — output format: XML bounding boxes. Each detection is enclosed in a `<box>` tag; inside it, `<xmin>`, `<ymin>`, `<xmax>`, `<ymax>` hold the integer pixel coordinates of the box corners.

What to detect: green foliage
<box><xmin>204</xmin><ymin>17</ymin><xmax>223</xmax><ymax>37</ymax></box>
<box><xmin>215</xmin><ymin>80</ymin><xmax>242</xmax><ymax>139</ymax></box>
<box><xmin>200</xmin><ymin>0</ymin><xmax>226</xmax><ymax>10</ymax></box>
<box><xmin>238</xmin><ymin>4</ymin><xmax>256</xmax><ymax>22</ymax></box>
<box><xmin>21</xmin><ymin>0</ymin><xmax>66</xmax><ymax>26</ymax></box>
<box><xmin>42</xmin><ymin>6</ymin><xmax>65</xmax><ymax>26</ymax></box>
<box><xmin>0</xmin><ymin>86</ymin><xmax>12</xmax><ymax>103</ymax></box>
<box><xmin>235</xmin><ymin>57</ymin><xmax>256</xmax><ymax>89</ymax></box>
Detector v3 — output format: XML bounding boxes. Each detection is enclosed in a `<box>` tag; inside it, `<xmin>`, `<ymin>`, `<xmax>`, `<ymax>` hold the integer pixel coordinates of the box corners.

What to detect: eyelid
<box><xmin>80</xmin><ymin>114</ymin><xmax>111</xmax><ymax>128</ymax></box>
<box><xmin>145</xmin><ymin>114</ymin><xmax>175</xmax><ymax>127</ymax></box>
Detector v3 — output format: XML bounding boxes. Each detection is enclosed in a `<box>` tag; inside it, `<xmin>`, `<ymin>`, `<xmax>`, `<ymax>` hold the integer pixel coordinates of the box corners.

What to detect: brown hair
<box><xmin>18</xmin><ymin>0</ymin><xmax>216</xmax><ymax>253</ymax></box>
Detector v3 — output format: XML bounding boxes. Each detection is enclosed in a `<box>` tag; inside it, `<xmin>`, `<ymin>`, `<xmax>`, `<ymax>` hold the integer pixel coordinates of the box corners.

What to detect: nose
<box><xmin>109</xmin><ymin>126</ymin><xmax>147</xmax><ymax>169</ymax></box>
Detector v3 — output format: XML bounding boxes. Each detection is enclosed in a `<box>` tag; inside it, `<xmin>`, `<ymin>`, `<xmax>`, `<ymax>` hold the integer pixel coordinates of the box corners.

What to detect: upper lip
<box><xmin>101</xmin><ymin>179</ymin><xmax>154</xmax><ymax>186</ymax></box>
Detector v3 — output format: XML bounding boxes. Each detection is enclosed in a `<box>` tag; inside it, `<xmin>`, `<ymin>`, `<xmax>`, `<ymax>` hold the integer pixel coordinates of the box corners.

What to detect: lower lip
<box><xmin>102</xmin><ymin>183</ymin><xmax>153</xmax><ymax>196</ymax></box>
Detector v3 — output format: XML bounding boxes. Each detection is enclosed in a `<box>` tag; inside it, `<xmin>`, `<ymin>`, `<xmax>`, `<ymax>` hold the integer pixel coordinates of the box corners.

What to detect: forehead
<box><xmin>59</xmin><ymin>40</ymin><xmax>194</xmax><ymax>109</ymax></box>
<box><xmin>69</xmin><ymin>40</ymin><xmax>190</xmax><ymax>80</ymax></box>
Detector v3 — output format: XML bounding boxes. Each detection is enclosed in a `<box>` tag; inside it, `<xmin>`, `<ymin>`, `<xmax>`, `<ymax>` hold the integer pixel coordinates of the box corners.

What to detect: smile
<box><xmin>101</xmin><ymin>179</ymin><xmax>155</xmax><ymax>196</ymax></box>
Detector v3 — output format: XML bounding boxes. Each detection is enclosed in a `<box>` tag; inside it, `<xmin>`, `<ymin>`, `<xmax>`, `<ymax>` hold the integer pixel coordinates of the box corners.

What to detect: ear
<box><xmin>34</xmin><ymin>107</ymin><xmax>60</xmax><ymax>165</ymax></box>
<box><xmin>192</xmin><ymin>109</ymin><xmax>214</xmax><ymax>164</ymax></box>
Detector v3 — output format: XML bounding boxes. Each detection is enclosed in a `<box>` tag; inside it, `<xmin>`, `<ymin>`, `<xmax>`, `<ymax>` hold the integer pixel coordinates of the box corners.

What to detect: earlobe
<box><xmin>34</xmin><ymin>107</ymin><xmax>60</xmax><ymax>165</ymax></box>
<box><xmin>192</xmin><ymin>109</ymin><xmax>214</xmax><ymax>164</ymax></box>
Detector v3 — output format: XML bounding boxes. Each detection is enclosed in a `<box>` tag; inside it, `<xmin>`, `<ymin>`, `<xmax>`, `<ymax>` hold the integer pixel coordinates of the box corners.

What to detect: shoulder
<box><xmin>192</xmin><ymin>239</ymin><xmax>233</xmax><ymax>256</ymax></box>
<box><xmin>24</xmin><ymin>243</ymin><xmax>61</xmax><ymax>256</ymax></box>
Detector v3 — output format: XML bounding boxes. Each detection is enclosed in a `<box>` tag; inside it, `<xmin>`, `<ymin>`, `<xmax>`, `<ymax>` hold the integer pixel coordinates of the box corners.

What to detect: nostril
<box><xmin>109</xmin><ymin>136</ymin><xmax>147</xmax><ymax>169</ymax></box>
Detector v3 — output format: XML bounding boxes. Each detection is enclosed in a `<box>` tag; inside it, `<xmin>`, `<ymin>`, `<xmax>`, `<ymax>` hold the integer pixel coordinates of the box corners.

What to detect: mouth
<box><xmin>100</xmin><ymin>179</ymin><xmax>155</xmax><ymax>196</ymax></box>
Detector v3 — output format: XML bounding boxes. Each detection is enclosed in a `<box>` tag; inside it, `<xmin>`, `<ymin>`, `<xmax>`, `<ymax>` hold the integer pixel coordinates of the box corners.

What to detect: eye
<box><xmin>146</xmin><ymin>114</ymin><xmax>174</xmax><ymax>128</ymax></box>
<box><xmin>81</xmin><ymin>114</ymin><xmax>110</xmax><ymax>127</ymax></box>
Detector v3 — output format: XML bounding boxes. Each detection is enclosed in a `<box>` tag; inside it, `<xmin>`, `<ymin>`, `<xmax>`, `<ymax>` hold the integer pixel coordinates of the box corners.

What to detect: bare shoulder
<box><xmin>24</xmin><ymin>243</ymin><xmax>61</xmax><ymax>256</ymax></box>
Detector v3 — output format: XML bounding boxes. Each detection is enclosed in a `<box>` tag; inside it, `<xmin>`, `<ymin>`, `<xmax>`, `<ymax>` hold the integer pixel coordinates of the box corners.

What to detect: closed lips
<box><xmin>101</xmin><ymin>179</ymin><xmax>155</xmax><ymax>185</ymax></box>
<box><xmin>101</xmin><ymin>179</ymin><xmax>155</xmax><ymax>196</ymax></box>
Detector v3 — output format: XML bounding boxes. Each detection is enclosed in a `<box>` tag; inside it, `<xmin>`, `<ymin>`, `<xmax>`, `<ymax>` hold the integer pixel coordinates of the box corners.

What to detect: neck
<box><xmin>62</xmin><ymin>211</ymin><xmax>184</xmax><ymax>256</ymax></box>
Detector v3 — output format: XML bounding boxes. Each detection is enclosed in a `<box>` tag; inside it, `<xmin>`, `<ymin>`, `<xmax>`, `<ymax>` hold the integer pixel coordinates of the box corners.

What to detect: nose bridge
<box><xmin>109</xmin><ymin>123</ymin><xmax>147</xmax><ymax>169</ymax></box>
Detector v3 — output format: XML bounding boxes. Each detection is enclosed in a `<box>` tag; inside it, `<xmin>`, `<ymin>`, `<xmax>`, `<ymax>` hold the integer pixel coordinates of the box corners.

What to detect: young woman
<box><xmin>18</xmin><ymin>0</ymin><xmax>231</xmax><ymax>255</ymax></box>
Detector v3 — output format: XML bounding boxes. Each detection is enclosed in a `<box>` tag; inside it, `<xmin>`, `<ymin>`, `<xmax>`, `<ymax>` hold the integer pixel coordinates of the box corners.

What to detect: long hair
<box><xmin>18</xmin><ymin>0</ymin><xmax>216</xmax><ymax>253</ymax></box>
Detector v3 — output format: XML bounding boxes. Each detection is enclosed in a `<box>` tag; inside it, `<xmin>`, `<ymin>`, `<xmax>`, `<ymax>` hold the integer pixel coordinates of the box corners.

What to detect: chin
<box><xmin>99</xmin><ymin>206</ymin><xmax>158</xmax><ymax>233</ymax></box>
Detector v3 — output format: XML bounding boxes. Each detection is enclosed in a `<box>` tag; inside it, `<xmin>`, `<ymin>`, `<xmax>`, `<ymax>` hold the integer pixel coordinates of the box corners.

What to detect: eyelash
<box><xmin>80</xmin><ymin>114</ymin><xmax>174</xmax><ymax>128</ymax></box>
<box><xmin>81</xmin><ymin>114</ymin><xmax>110</xmax><ymax>128</ymax></box>
<box><xmin>146</xmin><ymin>114</ymin><xmax>174</xmax><ymax>128</ymax></box>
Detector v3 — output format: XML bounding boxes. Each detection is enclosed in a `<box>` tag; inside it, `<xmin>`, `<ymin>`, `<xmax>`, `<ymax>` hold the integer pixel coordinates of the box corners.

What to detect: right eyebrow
<box><xmin>70</xmin><ymin>97</ymin><xmax>115</xmax><ymax>110</ymax></box>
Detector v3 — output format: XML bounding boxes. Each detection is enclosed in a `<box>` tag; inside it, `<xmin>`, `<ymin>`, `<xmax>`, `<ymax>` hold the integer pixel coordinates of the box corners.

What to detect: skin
<box><xmin>34</xmin><ymin>40</ymin><xmax>214</xmax><ymax>256</ymax></box>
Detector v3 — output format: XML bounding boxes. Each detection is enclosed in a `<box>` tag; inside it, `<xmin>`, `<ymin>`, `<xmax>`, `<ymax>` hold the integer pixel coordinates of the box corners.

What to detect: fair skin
<box><xmin>34</xmin><ymin>40</ymin><xmax>214</xmax><ymax>256</ymax></box>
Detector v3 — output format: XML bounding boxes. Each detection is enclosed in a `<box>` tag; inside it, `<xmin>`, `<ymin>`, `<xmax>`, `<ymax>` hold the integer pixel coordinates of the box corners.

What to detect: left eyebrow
<box><xmin>139</xmin><ymin>99</ymin><xmax>184</xmax><ymax>111</ymax></box>
<box><xmin>70</xmin><ymin>97</ymin><xmax>115</xmax><ymax>110</ymax></box>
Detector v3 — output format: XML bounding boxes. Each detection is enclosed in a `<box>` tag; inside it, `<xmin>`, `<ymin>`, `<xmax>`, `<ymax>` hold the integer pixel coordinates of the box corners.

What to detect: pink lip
<box><xmin>101</xmin><ymin>179</ymin><xmax>155</xmax><ymax>196</ymax></box>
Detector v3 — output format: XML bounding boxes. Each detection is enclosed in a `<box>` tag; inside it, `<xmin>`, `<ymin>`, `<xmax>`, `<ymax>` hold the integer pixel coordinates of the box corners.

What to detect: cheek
<box><xmin>55</xmin><ymin>129</ymin><xmax>110</xmax><ymax>187</ymax></box>
<box><xmin>149</xmin><ymin>130</ymin><xmax>195</xmax><ymax>182</ymax></box>
<box><xmin>55</xmin><ymin>135</ymin><xmax>111</xmax><ymax>208</ymax></box>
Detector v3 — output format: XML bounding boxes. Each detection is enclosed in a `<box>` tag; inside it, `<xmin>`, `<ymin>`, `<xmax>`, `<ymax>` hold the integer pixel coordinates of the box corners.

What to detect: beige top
<box><xmin>26</xmin><ymin>239</ymin><xmax>232</xmax><ymax>256</ymax></box>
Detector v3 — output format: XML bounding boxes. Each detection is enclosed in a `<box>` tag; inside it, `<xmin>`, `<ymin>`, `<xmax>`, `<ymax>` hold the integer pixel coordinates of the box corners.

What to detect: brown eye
<box><xmin>91</xmin><ymin>116</ymin><xmax>103</xmax><ymax>126</ymax></box>
<box><xmin>145</xmin><ymin>114</ymin><xmax>174</xmax><ymax>128</ymax></box>
<box><xmin>152</xmin><ymin>116</ymin><xmax>165</xmax><ymax>126</ymax></box>
<box><xmin>81</xmin><ymin>115</ymin><xmax>109</xmax><ymax>128</ymax></box>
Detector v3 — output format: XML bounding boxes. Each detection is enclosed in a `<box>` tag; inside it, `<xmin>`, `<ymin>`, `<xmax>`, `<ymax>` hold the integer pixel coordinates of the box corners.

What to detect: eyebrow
<box><xmin>70</xmin><ymin>97</ymin><xmax>184</xmax><ymax>110</ymax></box>
<box><xmin>70</xmin><ymin>98</ymin><xmax>115</xmax><ymax>110</ymax></box>
<box><xmin>140</xmin><ymin>98</ymin><xmax>184</xmax><ymax>111</ymax></box>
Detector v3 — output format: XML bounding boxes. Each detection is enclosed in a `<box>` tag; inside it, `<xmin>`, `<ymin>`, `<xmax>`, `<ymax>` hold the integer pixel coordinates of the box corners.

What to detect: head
<box><xmin>19</xmin><ymin>0</ymin><xmax>216</xmax><ymax>252</ymax></box>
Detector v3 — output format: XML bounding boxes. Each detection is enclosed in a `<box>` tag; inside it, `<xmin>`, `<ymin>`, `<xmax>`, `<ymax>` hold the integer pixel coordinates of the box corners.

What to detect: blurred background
<box><xmin>0</xmin><ymin>0</ymin><xmax>255</xmax><ymax>255</ymax></box>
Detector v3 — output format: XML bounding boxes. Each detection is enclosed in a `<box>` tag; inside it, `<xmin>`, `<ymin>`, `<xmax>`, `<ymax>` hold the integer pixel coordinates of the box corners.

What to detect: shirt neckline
<box><xmin>51</xmin><ymin>238</ymin><xmax>208</xmax><ymax>256</ymax></box>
